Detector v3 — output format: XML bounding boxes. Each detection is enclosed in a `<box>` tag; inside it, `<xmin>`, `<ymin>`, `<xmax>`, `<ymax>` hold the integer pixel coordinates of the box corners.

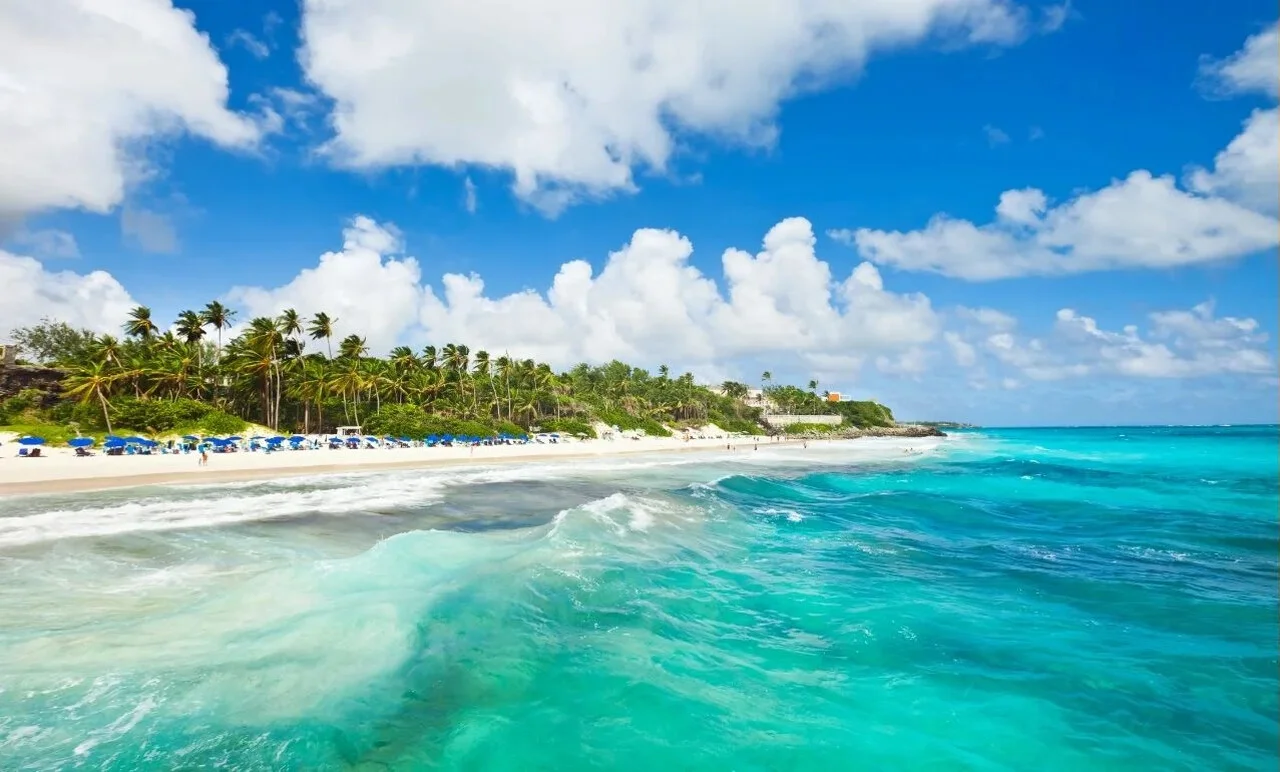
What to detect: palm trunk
<box><xmin>98</xmin><ymin>391</ymin><xmax>113</xmax><ymax>435</ymax></box>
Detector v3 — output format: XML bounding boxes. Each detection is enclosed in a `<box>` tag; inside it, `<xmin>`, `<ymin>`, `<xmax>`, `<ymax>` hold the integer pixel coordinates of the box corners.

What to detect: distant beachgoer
<box><xmin>199</xmin><ymin>449</ymin><xmax>208</xmax><ymax>466</ymax></box>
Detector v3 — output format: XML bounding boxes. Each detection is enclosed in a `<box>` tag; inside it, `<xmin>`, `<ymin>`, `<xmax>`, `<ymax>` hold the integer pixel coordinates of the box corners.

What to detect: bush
<box><xmin>197</xmin><ymin>411</ymin><xmax>247</xmax><ymax>435</ymax></box>
<box><xmin>363</xmin><ymin>404</ymin><xmax>430</xmax><ymax>438</ymax></box>
<box><xmin>538</xmin><ymin>417</ymin><xmax>596</xmax><ymax>437</ymax></box>
<box><xmin>109</xmin><ymin>397</ymin><xmax>211</xmax><ymax>432</ymax></box>
<box><xmin>594</xmin><ymin>409</ymin><xmax>671</xmax><ymax>437</ymax></box>
<box><xmin>714</xmin><ymin>417</ymin><xmax>765</xmax><ymax>435</ymax></box>
<box><xmin>2</xmin><ymin>388</ymin><xmax>46</xmax><ymax>417</ymax></box>
<box><xmin>363</xmin><ymin>405</ymin><xmax>500</xmax><ymax>439</ymax></box>
<box><xmin>494</xmin><ymin>420</ymin><xmax>527</xmax><ymax>437</ymax></box>
<box><xmin>830</xmin><ymin>400</ymin><xmax>894</xmax><ymax>428</ymax></box>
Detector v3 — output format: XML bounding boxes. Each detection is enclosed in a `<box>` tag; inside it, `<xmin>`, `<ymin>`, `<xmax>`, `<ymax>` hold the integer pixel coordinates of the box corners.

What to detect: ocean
<box><xmin>0</xmin><ymin>427</ymin><xmax>1276</xmax><ymax>770</ymax></box>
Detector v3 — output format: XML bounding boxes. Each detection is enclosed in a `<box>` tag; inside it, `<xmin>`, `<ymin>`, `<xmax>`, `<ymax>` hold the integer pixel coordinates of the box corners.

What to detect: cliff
<box><xmin>0</xmin><ymin>364</ymin><xmax>65</xmax><ymax>407</ymax></box>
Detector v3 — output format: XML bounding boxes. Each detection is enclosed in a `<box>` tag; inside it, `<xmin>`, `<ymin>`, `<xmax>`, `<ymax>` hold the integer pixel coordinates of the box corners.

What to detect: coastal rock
<box><xmin>0</xmin><ymin>364</ymin><xmax>65</xmax><ymax>407</ymax></box>
<box><xmin>782</xmin><ymin>424</ymin><xmax>946</xmax><ymax>440</ymax></box>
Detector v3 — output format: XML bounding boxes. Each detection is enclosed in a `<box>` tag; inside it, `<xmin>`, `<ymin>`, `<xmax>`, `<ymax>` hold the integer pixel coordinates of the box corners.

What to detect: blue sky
<box><xmin>2</xmin><ymin>0</ymin><xmax>1277</xmax><ymax>425</ymax></box>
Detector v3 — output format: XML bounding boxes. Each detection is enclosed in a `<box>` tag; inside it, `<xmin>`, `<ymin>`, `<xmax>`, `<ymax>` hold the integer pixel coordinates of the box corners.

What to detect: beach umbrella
<box><xmin>227</xmin><ymin>436</ymin><xmax>243</xmax><ymax>441</ymax></box>
<box><xmin>68</xmin><ymin>437</ymin><xmax>94</xmax><ymax>447</ymax></box>
<box><xmin>104</xmin><ymin>438</ymin><xmax>126</xmax><ymax>448</ymax></box>
<box><xmin>289</xmin><ymin>435</ymin><xmax>305</xmax><ymax>442</ymax></box>
<box><xmin>182</xmin><ymin>434</ymin><xmax>200</xmax><ymax>441</ymax></box>
<box><xmin>18</xmin><ymin>436</ymin><xmax>46</xmax><ymax>446</ymax></box>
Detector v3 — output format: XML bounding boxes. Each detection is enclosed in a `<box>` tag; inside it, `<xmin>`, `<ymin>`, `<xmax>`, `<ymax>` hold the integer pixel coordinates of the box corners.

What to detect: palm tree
<box><xmin>175</xmin><ymin>310</ymin><xmax>206</xmax><ymax>346</ymax></box>
<box><xmin>808</xmin><ymin>379</ymin><xmax>818</xmax><ymax>393</ymax></box>
<box><xmin>124</xmin><ymin>306</ymin><xmax>158</xmax><ymax>339</ymax></box>
<box><xmin>338</xmin><ymin>334</ymin><xmax>367</xmax><ymax>360</ymax></box>
<box><xmin>92</xmin><ymin>335</ymin><xmax>122</xmax><ymax>367</ymax></box>
<box><xmin>279</xmin><ymin>309</ymin><xmax>303</xmax><ymax>340</ymax></box>
<box><xmin>307</xmin><ymin>312</ymin><xmax>337</xmax><ymax>358</ymax></box>
<box><xmin>63</xmin><ymin>361</ymin><xmax>121</xmax><ymax>433</ymax></box>
<box><xmin>201</xmin><ymin>301</ymin><xmax>236</xmax><ymax>363</ymax></box>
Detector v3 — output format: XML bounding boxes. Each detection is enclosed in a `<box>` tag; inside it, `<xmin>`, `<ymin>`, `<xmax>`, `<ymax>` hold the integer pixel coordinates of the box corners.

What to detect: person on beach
<box><xmin>199</xmin><ymin>448</ymin><xmax>208</xmax><ymax>466</ymax></box>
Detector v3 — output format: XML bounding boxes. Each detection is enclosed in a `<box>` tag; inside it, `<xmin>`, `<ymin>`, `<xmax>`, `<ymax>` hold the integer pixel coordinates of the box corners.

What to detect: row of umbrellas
<box><xmin>14</xmin><ymin>430</ymin><xmax>547</xmax><ymax>448</ymax></box>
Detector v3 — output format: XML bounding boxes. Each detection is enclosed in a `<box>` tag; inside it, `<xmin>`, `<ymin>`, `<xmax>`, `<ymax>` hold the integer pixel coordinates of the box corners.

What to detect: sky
<box><xmin>1</xmin><ymin>0</ymin><xmax>1277</xmax><ymax>426</ymax></box>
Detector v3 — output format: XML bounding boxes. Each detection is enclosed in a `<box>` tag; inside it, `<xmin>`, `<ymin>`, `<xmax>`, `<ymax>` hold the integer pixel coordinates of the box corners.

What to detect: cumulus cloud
<box><xmin>299</xmin><ymin>0</ymin><xmax>1049</xmax><ymax>213</ymax></box>
<box><xmin>1198</xmin><ymin>22</ymin><xmax>1279</xmax><ymax>98</ymax></box>
<box><xmin>223</xmin><ymin>214</ymin><xmax>938</xmax><ymax>376</ymax></box>
<box><xmin>952</xmin><ymin>301</ymin><xmax>1274</xmax><ymax>380</ymax></box>
<box><xmin>830</xmin><ymin>23</ymin><xmax>1280</xmax><ymax>279</ymax></box>
<box><xmin>832</xmin><ymin>170</ymin><xmax>1279</xmax><ymax>280</ymax></box>
<box><xmin>226</xmin><ymin>217</ymin><xmax>425</xmax><ymax>353</ymax></box>
<box><xmin>1187</xmin><ymin>108</ymin><xmax>1279</xmax><ymax>214</ymax></box>
<box><xmin>0</xmin><ymin>249</ymin><xmax>137</xmax><ymax>335</ymax></box>
<box><xmin>0</xmin><ymin>0</ymin><xmax>259</xmax><ymax>220</ymax></box>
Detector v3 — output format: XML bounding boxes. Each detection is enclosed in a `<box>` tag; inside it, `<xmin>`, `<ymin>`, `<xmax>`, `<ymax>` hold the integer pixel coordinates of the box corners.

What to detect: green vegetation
<box><xmin>4</xmin><ymin>308</ymin><xmax>898</xmax><ymax>444</ymax></box>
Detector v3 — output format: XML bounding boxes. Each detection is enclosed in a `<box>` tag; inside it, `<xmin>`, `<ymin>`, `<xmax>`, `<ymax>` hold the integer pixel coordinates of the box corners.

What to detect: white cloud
<box><xmin>1188</xmin><ymin>108</ymin><xmax>1279</xmax><ymax>215</ymax></box>
<box><xmin>955</xmin><ymin>301</ymin><xmax>1274</xmax><ymax>380</ymax></box>
<box><xmin>0</xmin><ymin>0</ymin><xmax>259</xmax><ymax>220</ymax></box>
<box><xmin>943</xmin><ymin>331</ymin><xmax>977</xmax><ymax>366</ymax></box>
<box><xmin>226</xmin><ymin>217</ymin><xmax>425</xmax><ymax>353</ymax></box>
<box><xmin>299</xmin><ymin>0</ymin><xmax>1048</xmax><ymax>213</ymax></box>
<box><xmin>1184</xmin><ymin>26</ymin><xmax>1280</xmax><ymax>216</ymax></box>
<box><xmin>6</xmin><ymin>228</ymin><xmax>79</xmax><ymax>259</ymax></box>
<box><xmin>1199</xmin><ymin>23</ymin><xmax>1279</xmax><ymax>98</ymax></box>
<box><xmin>463</xmin><ymin>177</ymin><xmax>478</xmax><ymax>213</ymax></box>
<box><xmin>121</xmin><ymin>208</ymin><xmax>179</xmax><ymax>254</ymax></box>
<box><xmin>834</xmin><ymin>170</ymin><xmax>1279</xmax><ymax>280</ymax></box>
<box><xmin>225</xmin><ymin>214</ymin><xmax>938</xmax><ymax>376</ymax></box>
<box><xmin>226</xmin><ymin>29</ymin><xmax>270</xmax><ymax>60</ymax></box>
<box><xmin>0</xmin><ymin>249</ymin><xmax>136</xmax><ymax>335</ymax></box>
<box><xmin>830</xmin><ymin>23</ymin><xmax>1280</xmax><ymax>279</ymax></box>
<box><xmin>983</xmin><ymin>124</ymin><xmax>1010</xmax><ymax>146</ymax></box>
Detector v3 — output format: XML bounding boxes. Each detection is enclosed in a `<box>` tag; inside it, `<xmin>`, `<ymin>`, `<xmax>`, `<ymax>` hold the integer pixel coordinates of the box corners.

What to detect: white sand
<box><xmin>0</xmin><ymin>434</ymin><xmax>792</xmax><ymax>496</ymax></box>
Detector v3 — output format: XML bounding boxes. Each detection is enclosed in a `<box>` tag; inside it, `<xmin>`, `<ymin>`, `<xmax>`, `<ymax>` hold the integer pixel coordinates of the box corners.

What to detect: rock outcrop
<box><xmin>0</xmin><ymin>364</ymin><xmax>65</xmax><ymax>407</ymax></box>
<box><xmin>782</xmin><ymin>423</ymin><xmax>946</xmax><ymax>440</ymax></box>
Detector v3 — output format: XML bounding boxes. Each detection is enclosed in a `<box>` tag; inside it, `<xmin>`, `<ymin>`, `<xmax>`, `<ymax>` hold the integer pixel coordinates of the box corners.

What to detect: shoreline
<box><xmin>0</xmin><ymin>436</ymin><xmax>822</xmax><ymax>497</ymax></box>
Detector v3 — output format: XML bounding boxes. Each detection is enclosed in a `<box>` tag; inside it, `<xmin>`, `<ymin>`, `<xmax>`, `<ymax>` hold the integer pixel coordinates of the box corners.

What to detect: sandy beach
<box><xmin>0</xmin><ymin>435</ymin><xmax>805</xmax><ymax>496</ymax></box>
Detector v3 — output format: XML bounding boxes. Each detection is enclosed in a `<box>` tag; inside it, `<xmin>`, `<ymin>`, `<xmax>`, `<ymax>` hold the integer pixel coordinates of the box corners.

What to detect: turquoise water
<box><xmin>0</xmin><ymin>428</ymin><xmax>1276</xmax><ymax>770</ymax></box>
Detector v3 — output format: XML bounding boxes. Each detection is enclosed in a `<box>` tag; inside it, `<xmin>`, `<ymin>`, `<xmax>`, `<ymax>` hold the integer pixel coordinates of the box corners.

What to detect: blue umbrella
<box><xmin>68</xmin><ymin>437</ymin><xmax>94</xmax><ymax>447</ymax></box>
<box><xmin>227</xmin><ymin>436</ymin><xmax>243</xmax><ymax>441</ymax></box>
<box><xmin>18</xmin><ymin>436</ymin><xmax>46</xmax><ymax>446</ymax></box>
<box><xmin>182</xmin><ymin>434</ymin><xmax>200</xmax><ymax>441</ymax></box>
<box><xmin>290</xmin><ymin>435</ymin><xmax>305</xmax><ymax>442</ymax></box>
<box><xmin>104</xmin><ymin>438</ymin><xmax>126</xmax><ymax>448</ymax></box>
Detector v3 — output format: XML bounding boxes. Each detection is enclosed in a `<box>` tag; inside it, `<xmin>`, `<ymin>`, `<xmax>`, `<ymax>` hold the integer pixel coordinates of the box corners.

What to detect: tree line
<box><xmin>11</xmin><ymin>304</ymin><xmax>865</xmax><ymax>437</ymax></box>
